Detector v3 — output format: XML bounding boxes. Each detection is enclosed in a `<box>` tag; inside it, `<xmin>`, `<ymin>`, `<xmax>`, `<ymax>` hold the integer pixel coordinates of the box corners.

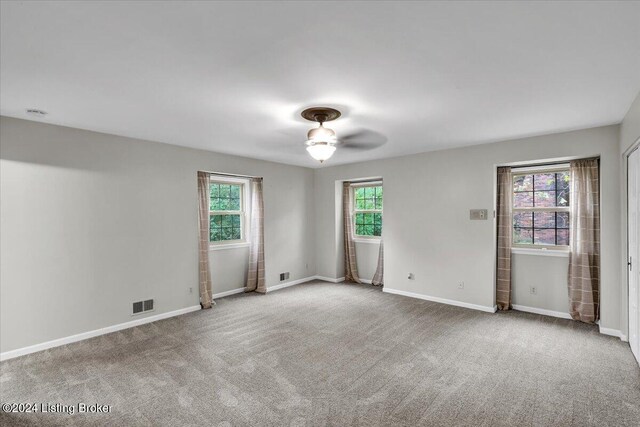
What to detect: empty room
<box><xmin>1</xmin><ymin>1</ymin><xmax>640</xmax><ymax>426</ymax></box>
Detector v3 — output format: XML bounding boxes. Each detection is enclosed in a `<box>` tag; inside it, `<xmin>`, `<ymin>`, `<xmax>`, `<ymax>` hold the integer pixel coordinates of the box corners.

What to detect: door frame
<box><xmin>623</xmin><ymin>137</ymin><xmax>640</xmax><ymax>350</ymax></box>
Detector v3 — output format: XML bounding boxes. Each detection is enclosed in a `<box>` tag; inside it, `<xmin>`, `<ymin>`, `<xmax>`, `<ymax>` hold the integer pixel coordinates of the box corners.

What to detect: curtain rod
<box><xmin>500</xmin><ymin>156</ymin><xmax>600</xmax><ymax>170</ymax></box>
<box><xmin>199</xmin><ymin>170</ymin><xmax>262</xmax><ymax>179</ymax></box>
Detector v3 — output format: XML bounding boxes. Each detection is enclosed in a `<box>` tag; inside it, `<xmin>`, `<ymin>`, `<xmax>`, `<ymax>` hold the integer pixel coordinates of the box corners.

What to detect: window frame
<box><xmin>352</xmin><ymin>182</ymin><xmax>383</xmax><ymax>240</ymax></box>
<box><xmin>208</xmin><ymin>177</ymin><xmax>250</xmax><ymax>248</ymax></box>
<box><xmin>511</xmin><ymin>165</ymin><xmax>570</xmax><ymax>250</ymax></box>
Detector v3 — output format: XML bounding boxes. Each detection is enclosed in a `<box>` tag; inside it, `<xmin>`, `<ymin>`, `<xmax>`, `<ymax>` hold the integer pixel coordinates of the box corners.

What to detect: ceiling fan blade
<box><xmin>338</xmin><ymin>128</ymin><xmax>387</xmax><ymax>151</ymax></box>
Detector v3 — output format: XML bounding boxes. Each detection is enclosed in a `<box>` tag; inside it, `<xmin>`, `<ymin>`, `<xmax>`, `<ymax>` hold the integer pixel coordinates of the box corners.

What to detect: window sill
<box><xmin>511</xmin><ymin>247</ymin><xmax>569</xmax><ymax>257</ymax></box>
<box><xmin>209</xmin><ymin>242</ymin><xmax>250</xmax><ymax>251</ymax></box>
<box><xmin>354</xmin><ymin>238</ymin><xmax>382</xmax><ymax>244</ymax></box>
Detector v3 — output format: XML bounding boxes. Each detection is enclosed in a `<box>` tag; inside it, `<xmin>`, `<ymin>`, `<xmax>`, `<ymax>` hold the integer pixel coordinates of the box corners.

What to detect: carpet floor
<box><xmin>1</xmin><ymin>281</ymin><xmax>639</xmax><ymax>426</ymax></box>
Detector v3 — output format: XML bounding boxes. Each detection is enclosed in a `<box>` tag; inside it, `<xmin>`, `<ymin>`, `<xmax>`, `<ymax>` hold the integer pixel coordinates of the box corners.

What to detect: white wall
<box><xmin>314</xmin><ymin>125</ymin><xmax>622</xmax><ymax>331</ymax></box>
<box><xmin>512</xmin><ymin>254</ymin><xmax>569</xmax><ymax>315</ymax></box>
<box><xmin>0</xmin><ymin>116</ymin><xmax>316</xmax><ymax>353</ymax></box>
<box><xmin>620</xmin><ymin>91</ymin><xmax>640</xmax><ymax>338</ymax></box>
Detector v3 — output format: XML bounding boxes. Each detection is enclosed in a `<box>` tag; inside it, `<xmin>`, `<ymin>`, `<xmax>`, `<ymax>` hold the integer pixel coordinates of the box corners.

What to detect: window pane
<box><xmin>534</xmin><ymin>173</ymin><xmax>555</xmax><ymax>190</ymax></box>
<box><xmin>363</xmin><ymin>213</ymin><xmax>373</xmax><ymax>225</ymax></box>
<box><xmin>230</xmin><ymin>185</ymin><xmax>240</xmax><ymax>198</ymax></box>
<box><xmin>355</xmin><ymin>187</ymin><xmax>365</xmax><ymax>200</ymax></box>
<box><xmin>373</xmin><ymin>213</ymin><xmax>382</xmax><ymax>224</ymax></box>
<box><xmin>211</xmin><ymin>229</ymin><xmax>221</xmax><ymax>242</ymax></box>
<box><xmin>534</xmin><ymin>212</ymin><xmax>556</xmax><ymax>228</ymax></box>
<box><xmin>513</xmin><ymin>211</ymin><xmax>533</xmax><ymax>228</ymax></box>
<box><xmin>556</xmin><ymin>172</ymin><xmax>570</xmax><ymax>191</ymax></box>
<box><xmin>364</xmin><ymin>198</ymin><xmax>375</xmax><ymax>209</ymax></box>
<box><xmin>231</xmin><ymin>228</ymin><xmax>241</xmax><ymax>240</ymax></box>
<box><xmin>364</xmin><ymin>187</ymin><xmax>374</xmax><ymax>198</ymax></box>
<box><xmin>514</xmin><ymin>192</ymin><xmax>533</xmax><ymax>207</ymax></box>
<box><xmin>514</xmin><ymin>228</ymin><xmax>533</xmax><ymax>244</ymax></box>
<box><xmin>210</xmin><ymin>183</ymin><xmax>219</xmax><ymax>198</ymax></box>
<box><xmin>355</xmin><ymin>225</ymin><xmax>364</xmax><ymax>235</ymax></box>
<box><xmin>356</xmin><ymin>198</ymin><xmax>366</xmax><ymax>209</ymax></box>
<box><xmin>557</xmin><ymin>212</ymin><xmax>569</xmax><ymax>229</ymax></box>
<box><xmin>221</xmin><ymin>215</ymin><xmax>232</xmax><ymax>227</ymax></box>
<box><xmin>355</xmin><ymin>213</ymin><xmax>364</xmax><ymax>225</ymax></box>
<box><xmin>229</xmin><ymin>198</ymin><xmax>240</xmax><ymax>210</ymax></box>
<box><xmin>557</xmin><ymin>229</ymin><xmax>569</xmax><ymax>245</ymax></box>
<box><xmin>375</xmin><ymin>186</ymin><xmax>383</xmax><ymax>198</ymax></box>
<box><xmin>557</xmin><ymin>188</ymin><xmax>569</xmax><ymax>207</ymax></box>
<box><xmin>210</xmin><ymin>197</ymin><xmax>219</xmax><ymax>211</ymax></box>
<box><xmin>375</xmin><ymin>197</ymin><xmax>383</xmax><ymax>209</ymax></box>
<box><xmin>513</xmin><ymin>175</ymin><xmax>533</xmax><ymax>192</ymax></box>
<box><xmin>211</xmin><ymin>215</ymin><xmax>223</xmax><ymax>227</ymax></box>
<box><xmin>373</xmin><ymin>224</ymin><xmax>382</xmax><ymax>236</ymax></box>
<box><xmin>534</xmin><ymin>190</ymin><xmax>556</xmax><ymax>207</ymax></box>
<box><xmin>220</xmin><ymin>185</ymin><xmax>230</xmax><ymax>198</ymax></box>
<box><xmin>220</xmin><ymin>198</ymin><xmax>231</xmax><ymax>210</ymax></box>
<box><xmin>534</xmin><ymin>229</ymin><xmax>555</xmax><ymax>245</ymax></box>
<box><xmin>364</xmin><ymin>224</ymin><xmax>374</xmax><ymax>235</ymax></box>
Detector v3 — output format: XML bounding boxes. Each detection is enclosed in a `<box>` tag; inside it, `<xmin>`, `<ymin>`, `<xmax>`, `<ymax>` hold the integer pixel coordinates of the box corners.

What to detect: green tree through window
<box><xmin>353</xmin><ymin>185</ymin><xmax>382</xmax><ymax>237</ymax></box>
<box><xmin>209</xmin><ymin>182</ymin><xmax>243</xmax><ymax>242</ymax></box>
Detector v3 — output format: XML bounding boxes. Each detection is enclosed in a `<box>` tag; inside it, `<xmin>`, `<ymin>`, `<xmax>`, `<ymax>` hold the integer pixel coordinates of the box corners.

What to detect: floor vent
<box><xmin>132</xmin><ymin>299</ymin><xmax>155</xmax><ymax>315</ymax></box>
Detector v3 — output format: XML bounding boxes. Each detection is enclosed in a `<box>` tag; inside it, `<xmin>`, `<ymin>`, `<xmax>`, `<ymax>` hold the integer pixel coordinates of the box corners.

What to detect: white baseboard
<box><xmin>359</xmin><ymin>278</ymin><xmax>372</xmax><ymax>284</ymax></box>
<box><xmin>383</xmin><ymin>288</ymin><xmax>496</xmax><ymax>313</ymax></box>
<box><xmin>212</xmin><ymin>288</ymin><xmax>245</xmax><ymax>299</ymax></box>
<box><xmin>0</xmin><ymin>305</ymin><xmax>201</xmax><ymax>362</ymax></box>
<box><xmin>599</xmin><ymin>326</ymin><xmax>627</xmax><ymax>341</ymax></box>
<box><xmin>314</xmin><ymin>275</ymin><xmax>346</xmax><ymax>283</ymax></box>
<box><xmin>267</xmin><ymin>276</ymin><xmax>317</xmax><ymax>292</ymax></box>
<box><xmin>512</xmin><ymin>304</ymin><xmax>572</xmax><ymax>319</ymax></box>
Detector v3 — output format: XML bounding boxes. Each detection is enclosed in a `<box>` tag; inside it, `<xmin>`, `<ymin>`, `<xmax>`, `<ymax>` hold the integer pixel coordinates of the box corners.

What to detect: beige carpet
<box><xmin>1</xmin><ymin>281</ymin><xmax>639</xmax><ymax>426</ymax></box>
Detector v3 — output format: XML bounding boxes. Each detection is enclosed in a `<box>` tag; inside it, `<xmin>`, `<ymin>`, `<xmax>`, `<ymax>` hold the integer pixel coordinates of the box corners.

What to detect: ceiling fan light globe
<box><xmin>307</xmin><ymin>125</ymin><xmax>337</xmax><ymax>142</ymax></box>
<box><xmin>306</xmin><ymin>142</ymin><xmax>336</xmax><ymax>163</ymax></box>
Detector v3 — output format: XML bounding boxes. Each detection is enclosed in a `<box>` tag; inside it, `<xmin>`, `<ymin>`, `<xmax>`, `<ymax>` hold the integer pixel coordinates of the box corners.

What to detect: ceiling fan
<box><xmin>300</xmin><ymin>107</ymin><xmax>386</xmax><ymax>163</ymax></box>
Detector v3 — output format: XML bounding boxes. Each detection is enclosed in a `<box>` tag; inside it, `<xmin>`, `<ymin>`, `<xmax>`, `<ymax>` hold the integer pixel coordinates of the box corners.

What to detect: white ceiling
<box><xmin>2</xmin><ymin>1</ymin><xmax>640</xmax><ymax>168</ymax></box>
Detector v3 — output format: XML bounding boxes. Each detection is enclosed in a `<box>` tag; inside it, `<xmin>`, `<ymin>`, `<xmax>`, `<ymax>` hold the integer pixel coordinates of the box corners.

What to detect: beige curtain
<box><xmin>197</xmin><ymin>172</ymin><xmax>213</xmax><ymax>309</ymax></box>
<box><xmin>371</xmin><ymin>240</ymin><xmax>384</xmax><ymax>286</ymax></box>
<box><xmin>343</xmin><ymin>182</ymin><xmax>361</xmax><ymax>283</ymax></box>
<box><xmin>496</xmin><ymin>167</ymin><xmax>512</xmax><ymax>310</ymax></box>
<box><xmin>246</xmin><ymin>177</ymin><xmax>266</xmax><ymax>293</ymax></box>
<box><xmin>568</xmin><ymin>158</ymin><xmax>600</xmax><ymax>323</ymax></box>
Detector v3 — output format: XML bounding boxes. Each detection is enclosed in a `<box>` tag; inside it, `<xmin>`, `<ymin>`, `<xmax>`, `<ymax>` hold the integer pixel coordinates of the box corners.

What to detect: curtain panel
<box><xmin>343</xmin><ymin>182</ymin><xmax>361</xmax><ymax>283</ymax></box>
<box><xmin>496</xmin><ymin>167</ymin><xmax>513</xmax><ymax>310</ymax></box>
<box><xmin>371</xmin><ymin>239</ymin><xmax>384</xmax><ymax>286</ymax></box>
<box><xmin>568</xmin><ymin>158</ymin><xmax>600</xmax><ymax>323</ymax></box>
<box><xmin>197</xmin><ymin>172</ymin><xmax>214</xmax><ymax>309</ymax></box>
<box><xmin>246</xmin><ymin>177</ymin><xmax>266</xmax><ymax>293</ymax></box>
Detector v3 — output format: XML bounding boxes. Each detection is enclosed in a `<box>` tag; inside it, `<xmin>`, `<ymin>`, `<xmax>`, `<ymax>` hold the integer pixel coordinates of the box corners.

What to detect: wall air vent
<box><xmin>132</xmin><ymin>299</ymin><xmax>155</xmax><ymax>315</ymax></box>
<box><xmin>132</xmin><ymin>301</ymin><xmax>143</xmax><ymax>314</ymax></box>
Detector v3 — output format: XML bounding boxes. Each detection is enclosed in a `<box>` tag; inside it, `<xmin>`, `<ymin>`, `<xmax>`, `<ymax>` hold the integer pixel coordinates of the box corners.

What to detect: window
<box><xmin>353</xmin><ymin>184</ymin><xmax>383</xmax><ymax>237</ymax></box>
<box><xmin>512</xmin><ymin>168</ymin><xmax>570</xmax><ymax>247</ymax></box>
<box><xmin>209</xmin><ymin>180</ymin><xmax>245</xmax><ymax>243</ymax></box>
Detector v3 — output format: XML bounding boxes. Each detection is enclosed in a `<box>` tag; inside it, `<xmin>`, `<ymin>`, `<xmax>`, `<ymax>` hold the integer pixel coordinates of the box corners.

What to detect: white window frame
<box><xmin>209</xmin><ymin>177</ymin><xmax>250</xmax><ymax>249</ymax></box>
<box><xmin>511</xmin><ymin>164</ymin><xmax>570</xmax><ymax>251</ymax></box>
<box><xmin>352</xmin><ymin>182</ymin><xmax>383</xmax><ymax>241</ymax></box>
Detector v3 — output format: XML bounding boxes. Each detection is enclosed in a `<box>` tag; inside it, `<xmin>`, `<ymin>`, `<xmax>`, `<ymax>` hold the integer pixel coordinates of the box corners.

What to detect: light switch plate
<box><xmin>470</xmin><ymin>209</ymin><xmax>488</xmax><ymax>220</ymax></box>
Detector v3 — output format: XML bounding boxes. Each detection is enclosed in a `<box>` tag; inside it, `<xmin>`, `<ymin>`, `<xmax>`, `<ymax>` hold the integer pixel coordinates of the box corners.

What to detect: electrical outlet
<box><xmin>458</xmin><ymin>281</ymin><xmax>464</xmax><ymax>289</ymax></box>
<box><xmin>280</xmin><ymin>272</ymin><xmax>290</xmax><ymax>281</ymax></box>
<box><xmin>407</xmin><ymin>273</ymin><xmax>414</xmax><ymax>280</ymax></box>
<box><xmin>530</xmin><ymin>286</ymin><xmax>537</xmax><ymax>295</ymax></box>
